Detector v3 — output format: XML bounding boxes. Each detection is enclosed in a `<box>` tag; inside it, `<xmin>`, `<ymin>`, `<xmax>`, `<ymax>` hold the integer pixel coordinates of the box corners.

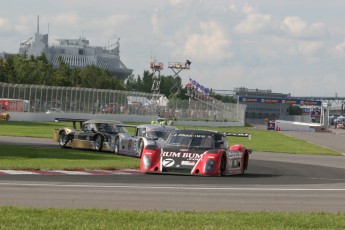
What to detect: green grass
<box><xmin>0</xmin><ymin>121</ymin><xmax>340</xmax><ymax>155</ymax></box>
<box><xmin>176</xmin><ymin>125</ymin><xmax>340</xmax><ymax>156</ymax></box>
<box><xmin>0</xmin><ymin>207</ymin><xmax>344</xmax><ymax>229</ymax></box>
<box><xmin>0</xmin><ymin>120</ymin><xmax>60</xmax><ymax>138</ymax></box>
<box><xmin>0</xmin><ymin>121</ymin><xmax>344</xmax><ymax>228</ymax></box>
<box><xmin>0</xmin><ymin>121</ymin><xmax>341</xmax><ymax>170</ymax></box>
<box><xmin>0</xmin><ymin>145</ymin><xmax>139</xmax><ymax>170</ymax></box>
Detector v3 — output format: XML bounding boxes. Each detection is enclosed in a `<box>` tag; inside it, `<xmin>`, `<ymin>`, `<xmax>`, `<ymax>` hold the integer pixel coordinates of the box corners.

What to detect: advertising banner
<box><xmin>239</xmin><ymin>96</ymin><xmax>322</xmax><ymax>106</ymax></box>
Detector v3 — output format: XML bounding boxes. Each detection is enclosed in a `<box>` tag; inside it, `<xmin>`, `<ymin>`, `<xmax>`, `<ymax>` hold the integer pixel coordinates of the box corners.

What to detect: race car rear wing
<box><xmin>224</xmin><ymin>132</ymin><xmax>251</xmax><ymax>140</ymax></box>
<box><xmin>117</xmin><ymin>124</ymin><xmax>137</xmax><ymax>128</ymax></box>
<box><xmin>54</xmin><ymin>118</ymin><xmax>88</xmax><ymax>129</ymax></box>
<box><xmin>224</xmin><ymin>132</ymin><xmax>252</xmax><ymax>154</ymax></box>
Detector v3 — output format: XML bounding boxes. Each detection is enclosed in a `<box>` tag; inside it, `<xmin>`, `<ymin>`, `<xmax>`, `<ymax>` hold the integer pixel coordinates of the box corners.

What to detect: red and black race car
<box><xmin>140</xmin><ymin>129</ymin><xmax>252</xmax><ymax>176</ymax></box>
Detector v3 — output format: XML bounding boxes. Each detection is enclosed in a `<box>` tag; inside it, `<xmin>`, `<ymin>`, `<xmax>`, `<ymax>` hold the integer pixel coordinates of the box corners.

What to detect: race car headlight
<box><xmin>204</xmin><ymin>159</ymin><xmax>215</xmax><ymax>172</ymax></box>
<box><xmin>143</xmin><ymin>155</ymin><xmax>151</xmax><ymax>169</ymax></box>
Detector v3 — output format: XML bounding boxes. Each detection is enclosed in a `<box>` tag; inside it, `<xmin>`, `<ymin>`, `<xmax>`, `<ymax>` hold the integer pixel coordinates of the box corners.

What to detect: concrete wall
<box><xmin>275</xmin><ymin>120</ymin><xmax>320</xmax><ymax>132</ymax></box>
<box><xmin>7</xmin><ymin>112</ymin><xmax>244</xmax><ymax>127</ymax></box>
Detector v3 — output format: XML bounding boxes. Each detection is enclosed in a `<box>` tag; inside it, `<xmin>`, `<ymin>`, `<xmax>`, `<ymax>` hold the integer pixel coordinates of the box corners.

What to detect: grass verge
<box><xmin>0</xmin><ymin>121</ymin><xmax>340</xmax><ymax>155</ymax></box>
<box><xmin>0</xmin><ymin>207</ymin><xmax>344</xmax><ymax>229</ymax></box>
<box><xmin>0</xmin><ymin>145</ymin><xmax>139</xmax><ymax>170</ymax></box>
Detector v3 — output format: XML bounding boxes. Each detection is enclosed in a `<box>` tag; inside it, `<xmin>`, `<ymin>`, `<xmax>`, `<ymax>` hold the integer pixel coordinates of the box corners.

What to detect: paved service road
<box><xmin>282</xmin><ymin>130</ymin><xmax>345</xmax><ymax>155</ymax></box>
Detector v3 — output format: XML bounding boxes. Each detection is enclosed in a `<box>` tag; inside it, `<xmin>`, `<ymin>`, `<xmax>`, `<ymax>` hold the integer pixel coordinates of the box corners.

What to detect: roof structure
<box><xmin>18</xmin><ymin>16</ymin><xmax>133</xmax><ymax>80</ymax></box>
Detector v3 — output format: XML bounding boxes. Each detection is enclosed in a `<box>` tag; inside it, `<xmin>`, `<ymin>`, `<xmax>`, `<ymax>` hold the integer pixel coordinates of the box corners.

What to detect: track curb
<box><xmin>0</xmin><ymin>169</ymin><xmax>142</xmax><ymax>175</ymax></box>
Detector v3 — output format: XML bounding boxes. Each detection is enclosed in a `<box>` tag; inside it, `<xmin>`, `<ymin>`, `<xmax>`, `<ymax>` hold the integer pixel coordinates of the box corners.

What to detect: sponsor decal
<box><xmin>181</xmin><ymin>160</ymin><xmax>196</xmax><ymax>166</ymax></box>
<box><xmin>239</xmin><ymin>97</ymin><xmax>321</xmax><ymax>106</ymax></box>
<box><xmin>162</xmin><ymin>158</ymin><xmax>175</xmax><ymax>167</ymax></box>
<box><xmin>162</xmin><ymin>151</ymin><xmax>181</xmax><ymax>157</ymax></box>
<box><xmin>170</xmin><ymin>133</ymin><xmax>207</xmax><ymax>138</ymax></box>
<box><xmin>162</xmin><ymin>151</ymin><xmax>202</xmax><ymax>160</ymax></box>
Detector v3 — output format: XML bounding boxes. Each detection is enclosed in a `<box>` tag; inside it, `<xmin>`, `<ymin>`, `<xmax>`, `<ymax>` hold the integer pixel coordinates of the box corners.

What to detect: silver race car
<box><xmin>113</xmin><ymin>124</ymin><xmax>177</xmax><ymax>158</ymax></box>
<box><xmin>55</xmin><ymin>119</ymin><xmax>132</xmax><ymax>152</ymax></box>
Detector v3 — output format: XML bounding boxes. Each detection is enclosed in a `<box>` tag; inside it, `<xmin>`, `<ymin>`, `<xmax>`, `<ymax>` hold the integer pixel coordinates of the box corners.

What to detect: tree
<box><xmin>0</xmin><ymin>58</ymin><xmax>8</xmax><ymax>82</ymax></box>
<box><xmin>288</xmin><ymin>105</ymin><xmax>302</xmax><ymax>115</ymax></box>
<box><xmin>52</xmin><ymin>57</ymin><xmax>71</xmax><ymax>86</ymax></box>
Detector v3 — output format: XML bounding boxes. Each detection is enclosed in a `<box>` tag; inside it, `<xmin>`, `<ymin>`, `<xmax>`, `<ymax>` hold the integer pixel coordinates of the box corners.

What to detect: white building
<box><xmin>18</xmin><ymin>16</ymin><xmax>133</xmax><ymax>80</ymax></box>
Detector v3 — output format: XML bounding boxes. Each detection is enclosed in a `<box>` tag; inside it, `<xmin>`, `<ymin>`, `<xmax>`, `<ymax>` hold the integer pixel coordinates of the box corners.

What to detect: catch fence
<box><xmin>0</xmin><ymin>82</ymin><xmax>245</xmax><ymax>122</ymax></box>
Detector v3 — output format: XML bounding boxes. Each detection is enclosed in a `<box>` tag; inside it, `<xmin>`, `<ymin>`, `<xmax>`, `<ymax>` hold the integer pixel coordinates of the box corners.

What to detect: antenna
<box><xmin>37</xmin><ymin>15</ymin><xmax>39</xmax><ymax>34</ymax></box>
<box><xmin>150</xmin><ymin>59</ymin><xmax>164</xmax><ymax>95</ymax></box>
<box><xmin>48</xmin><ymin>23</ymin><xmax>50</xmax><ymax>44</ymax></box>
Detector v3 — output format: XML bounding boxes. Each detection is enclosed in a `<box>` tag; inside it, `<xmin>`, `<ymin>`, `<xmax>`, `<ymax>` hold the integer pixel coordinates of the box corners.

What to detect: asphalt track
<box><xmin>0</xmin><ymin>133</ymin><xmax>345</xmax><ymax>212</ymax></box>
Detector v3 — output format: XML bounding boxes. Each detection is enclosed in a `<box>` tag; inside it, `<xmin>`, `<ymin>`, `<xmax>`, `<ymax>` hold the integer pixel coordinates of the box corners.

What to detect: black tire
<box><xmin>242</xmin><ymin>152</ymin><xmax>249</xmax><ymax>174</ymax></box>
<box><xmin>138</xmin><ymin>139</ymin><xmax>144</xmax><ymax>158</ymax></box>
<box><xmin>94</xmin><ymin>135</ymin><xmax>104</xmax><ymax>152</ymax></box>
<box><xmin>114</xmin><ymin>137</ymin><xmax>120</xmax><ymax>154</ymax></box>
<box><xmin>219</xmin><ymin>153</ymin><xmax>227</xmax><ymax>176</ymax></box>
<box><xmin>58</xmin><ymin>131</ymin><xmax>69</xmax><ymax>148</ymax></box>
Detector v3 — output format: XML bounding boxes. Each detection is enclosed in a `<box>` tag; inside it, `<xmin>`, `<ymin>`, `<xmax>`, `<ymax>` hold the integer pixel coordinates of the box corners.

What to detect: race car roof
<box><xmin>170</xmin><ymin>129</ymin><xmax>224</xmax><ymax>136</ymax></box>
<box><xmin>137</xmin><ymin>124</ymin><xmax>177</xmax><ymax>131</ymax></box>
<box><xmin>83</xmin><ymin>119</ymin><xmax>124</xmax><ymax>125</ymax></box>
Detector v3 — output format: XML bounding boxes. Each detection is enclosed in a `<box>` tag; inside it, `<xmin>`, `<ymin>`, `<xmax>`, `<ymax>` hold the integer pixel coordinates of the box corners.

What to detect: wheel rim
<box><xmin>114</xmin><ymin>138</ymin><xmax>119</xmax><ymax>154</ymax></box>
<box><xmin>138</xmin><ymin>140</ymin><xmax>144</xmax><ymax>158</ymax></box>
<box><xmin>59</xmin><ymin>132</ymin><xmax>67</xmax><ymax>147</ymax></box>
<box><xmin>95</xmin><ymin>136</ymin><xmax>102</xmax><ymax>151</ymax></box>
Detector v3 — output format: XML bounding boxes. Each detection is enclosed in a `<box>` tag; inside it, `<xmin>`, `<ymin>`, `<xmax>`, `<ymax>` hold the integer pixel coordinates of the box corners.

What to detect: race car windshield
<box><xmin>97</xmin><ymin>123</ymin><xmax>128</xmax><ymax>134</ymax></box>
<box><xmin>189</xmin><ymin>135</ymin><xmax>214</xmax><ymax>148</ymax></box>
<box><xmin>166</xmin><ymin>134</ymin><xmax>214</xmax><ymax>148</ymax></box>
<box><xmin>146</xmin><ymin>131</ymin><xmax>170</xmax><ymax>139</ymax></box>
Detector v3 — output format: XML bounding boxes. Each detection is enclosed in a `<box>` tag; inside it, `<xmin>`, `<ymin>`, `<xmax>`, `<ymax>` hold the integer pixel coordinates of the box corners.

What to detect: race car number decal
<box><xmin>162</xmin><ymin>159</ymin><xmax>175</xmax><ymax>167</ymax></box>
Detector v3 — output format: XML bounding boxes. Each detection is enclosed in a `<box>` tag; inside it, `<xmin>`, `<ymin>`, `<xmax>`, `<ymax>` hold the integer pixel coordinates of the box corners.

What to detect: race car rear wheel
<box><xmin>242</xmin><ymin>152</ymin><xmax>249</xmax><ymax>174</ymax></box>
<box><xmin>219</xmin><ymin>153</ymin><xmax>227</xmax><ymax>176</ymax></box>
<box><xmin>114</xmin><ymin>137</ymin><xmax>120</xmax><ymax>154</ymax></box>
<box><xmin>58</xmin><ymin>131</ymin><xmax>69</xmax><ymax>148</ymax></box>
<box><xmin>94</xmin><ymin>135</ymin><xmax>104</xmax><ymax>152</ymax></box>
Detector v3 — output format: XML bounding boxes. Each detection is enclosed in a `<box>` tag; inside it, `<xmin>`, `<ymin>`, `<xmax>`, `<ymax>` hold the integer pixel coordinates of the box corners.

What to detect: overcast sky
<box><xmin>1</xmin><ymin>0</ymin><xmax>345</xmax><ymax>97</ymax></box>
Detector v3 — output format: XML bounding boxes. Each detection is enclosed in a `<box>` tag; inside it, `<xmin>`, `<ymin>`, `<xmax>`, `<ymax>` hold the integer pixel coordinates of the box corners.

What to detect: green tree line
<box><xmin>0</xmin><ymin>54</ymin><xmax>234</xmax><ymax>102</ymax></box>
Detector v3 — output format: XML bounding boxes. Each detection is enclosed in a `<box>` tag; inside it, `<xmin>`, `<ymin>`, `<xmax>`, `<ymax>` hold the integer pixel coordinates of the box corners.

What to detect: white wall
<box><xmin>8</xmin><ymin>112</ymin><xmax>244</xmax><ymax>127</ymax></box>
<box><xmin>275</xmin><ymin>120</ymin><xmax>320</xmax><ymax>132</ymax></box>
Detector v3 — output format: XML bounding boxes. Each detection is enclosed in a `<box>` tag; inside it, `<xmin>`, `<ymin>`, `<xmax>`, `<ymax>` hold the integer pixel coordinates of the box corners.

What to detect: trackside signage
<box><xmin>239</xmin><ymin>97</ymin><xmax>322</xmax><ymax>106</ymax></box>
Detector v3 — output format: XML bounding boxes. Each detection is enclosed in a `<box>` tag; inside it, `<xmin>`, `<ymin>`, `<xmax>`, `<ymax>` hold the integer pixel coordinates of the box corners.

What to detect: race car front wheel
<box><xmin>114</xmin><ymin>137</ymin><xmax>120</xmax><ymax>154</ymax></box>
<box><xmin>94</xmin><ymin>135</ymin><xmax>104</xmax><ymax>152</ymax></box>
<box><xmin>58</xmin><ymin>131</ymin><xmax>69</xmax><ymax>148</ymax></box>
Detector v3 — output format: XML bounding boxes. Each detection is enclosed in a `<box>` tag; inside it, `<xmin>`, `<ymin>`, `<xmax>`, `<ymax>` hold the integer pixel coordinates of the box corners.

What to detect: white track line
<box><xmin>1</xmin><ymin>182</ymin><xmax>345</xmax><ymax>191</ymax></box>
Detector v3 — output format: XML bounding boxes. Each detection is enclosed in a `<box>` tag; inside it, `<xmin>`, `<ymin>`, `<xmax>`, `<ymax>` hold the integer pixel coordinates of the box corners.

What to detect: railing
<box><xmin>0</xmin><ymin>82</ymin><xmax>245</xmax><ymax>122</ymax></box>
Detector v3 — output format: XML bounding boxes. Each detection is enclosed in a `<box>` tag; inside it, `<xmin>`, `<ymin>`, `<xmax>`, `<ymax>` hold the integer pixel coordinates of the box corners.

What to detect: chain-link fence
<box><xmin>0</xmin><ymin>82</ymin><xmax>245</xmax><ymax>122</ymax></box>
